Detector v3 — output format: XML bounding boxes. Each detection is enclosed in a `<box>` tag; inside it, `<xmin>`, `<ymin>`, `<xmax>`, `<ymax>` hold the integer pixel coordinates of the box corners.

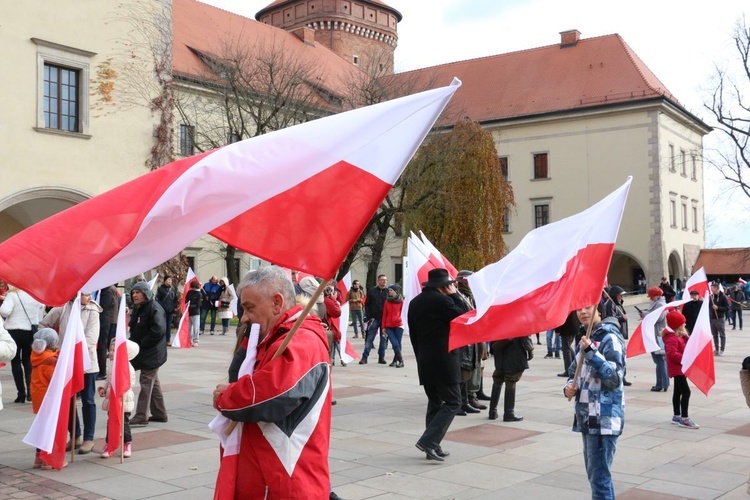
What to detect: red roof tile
<box><xmin>394</xmin><ymin>34</ymin><xmax>684</xmax><ymax>123</ymax></box>
<box><xmin>693</xmin><ymin>248</ymin><xmax>750</xmax><ymax>276</ymax></box>
<box><xmin>174</xmin><ymin>0</ymin><xmax>359</xmax><ymax>107</ymax></box>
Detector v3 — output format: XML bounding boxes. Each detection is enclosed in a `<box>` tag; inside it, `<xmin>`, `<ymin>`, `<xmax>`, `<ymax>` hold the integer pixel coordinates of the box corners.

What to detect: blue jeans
<box><xmin>77</xmin><ymin>373</ymin><xmax>97</xmax><ymax>441</ymax></box>
<box><xmin>652</xmin><ymin>353</ymin><xmax>669</xmax><ymax>389</ymax></box>
<box><xmin>351</xmin><ymin>310</ymin><xmax>365</xmax><ymax>336</ymax></box>
<box><xmin>582</xmin><ymin>433</ymin><xmax>618</xmax><ymax>499</ymax></box>
<box><xmin>546</xmin><ymin>329</ymin><xmax>561</xmax><ymax>353</ymax></box>
<box><xmin>362</xmin><ymin>320</ymin><xmax>386</xmax><ymax>360</ymax></box>
<box><xmin>385</xmin><ymin>327</ymin><xmax>403</xmax><ymax>353</ymax></box>
<box><xmin>200</xmin><ymin>308</ymin><xmax>217</xmax><ymax>332</ymax></box>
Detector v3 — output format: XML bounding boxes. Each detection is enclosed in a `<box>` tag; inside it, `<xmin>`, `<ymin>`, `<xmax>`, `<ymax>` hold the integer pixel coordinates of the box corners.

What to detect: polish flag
<box><xmin>449</xmin><ymin>178</ymin><xmax>631</xmax><ymax>351</ymax></box>
<box><xmin>171</xmin><ymin>308</ymin><xmax>192</xmax><ymax>349</ymax></box>
<box><xmin>401</xmin><ymin>233</ymin><xmax>448</xmax><ymax>331</ymax></box>
<box><xmin>179</xmin><ymin>268</ymin><xmax>198</xmax><ymax>314</ymax></box>
<box><xmin>0</xmin><ymin>80</ymin><xmax>461</xmax><ymax>306</ymax></box>
<box><xmin>739</xmin><ymin>278</ymin><xmax>747</xmax><ymax>286</ymax></box>
<box><xmin>23</xmin><ymin>295</ymin><xmax>88</xmax><ymax>470</ymax></box>
<box><xmin>626</xmin><ymin>298</ymin><xmax>689</xmax><ymax>357</ymax></box>
<box><xmin>682</xmin><ymin>291</ymin><xmax>715</xmax><ymax>395</ymax></box>
<box><xmin>419</xmin><ymin>231</ymin><xmax>459</xmax><ymax>279</ymax></box>
<box><xmin>209</xmin><ymin>324</ymin><xmax>260</xmax><ymax>500</ymax></box>
<box><xmin>685</xmin><ymin>267</ymin><xmax>709</xmax><ymax>297</ymax></box>
<box><xmin>335</xmin><ymin>273</ymin><xmax>358</xmax><ymax>363</ymax></box>
<box><xmin>107</xmin><ymin>294</ymin><xmax>131</xmax><ymax>454</ymax></box>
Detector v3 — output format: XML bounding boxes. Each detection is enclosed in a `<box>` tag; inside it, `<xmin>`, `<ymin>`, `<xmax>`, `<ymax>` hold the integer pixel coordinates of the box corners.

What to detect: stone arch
<box><xmin>607</xmin><ymin>250</ymin><xmax>645</xmax><ymax>293</ymax></box>
<box><xmin>0</xmin><ymin>187</ymin><xmax>91</xmax><ymax>242</ymax></box>
<box><xmin>667</xmin><ymin>250</ymin><xmax>683</xmax><ymax>285</ymax></box>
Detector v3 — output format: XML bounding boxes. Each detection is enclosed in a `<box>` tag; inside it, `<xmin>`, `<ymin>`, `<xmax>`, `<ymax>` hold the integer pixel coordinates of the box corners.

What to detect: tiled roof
<box><xmin>393</xmin><ymin>34</ymin><xmax>687</xmax><ymax>124</ymax></box>
<box><xmin>174</xmin><ymin>0</ymin><xmax>359</xmax><ymax>109</ymax></box>
<box><xmin>257</xmin><ymin>0</ymin><xmax>402</xmax><ymax>21</ymax></box>
<box><xmin>693</xmin><ymin>248</ymin><xmax>750</xmax><ymax>276</ymax></box>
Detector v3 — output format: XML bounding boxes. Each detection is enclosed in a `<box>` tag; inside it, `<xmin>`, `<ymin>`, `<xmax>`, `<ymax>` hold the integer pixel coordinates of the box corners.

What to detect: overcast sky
<box><xmin>204</xmin><ymin>0</ymin><xmax>750</xmax><ymax>248</ymax></box>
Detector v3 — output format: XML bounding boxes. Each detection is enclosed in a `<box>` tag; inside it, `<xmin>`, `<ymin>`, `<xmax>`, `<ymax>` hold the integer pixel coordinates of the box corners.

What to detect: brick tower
<box><xmin>256</xmin><ymin>0</ymin><xmax>401</xmax><ymax>74</ymax></box>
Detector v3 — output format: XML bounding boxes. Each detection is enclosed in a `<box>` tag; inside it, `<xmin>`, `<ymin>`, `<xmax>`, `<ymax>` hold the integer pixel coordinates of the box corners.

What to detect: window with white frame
<box><xmin>669</xmin><ymin>192</ymin><xmax>677</xmax><ymax>228</ymax></box>
<box><xmin>691</xmin><ymin>154</ymin><xmax>697</xmax><ymax>181</ymax></box>
<box><xmin>691</xmin><ymin>200</ymin><xmax>699</xmax><ymax>232</ymax></box>
<box><xmin>681</xmin><ymin>197</ymin><xmax>688</xmax><ymax>230</ymax></box>
<box><xmin>179</xmin><ymin>124</ymin><xmax>195</xmax><ymax>156</ymax></box>
<box><xmin>32</xmin><ymin>38</ymin><xmax>95</xmax><ymax>137</ymax></box>
<box><xmin>668</xmin><ymin>144</ymin><xmax>676</xmax><ymax>172</ymax></box>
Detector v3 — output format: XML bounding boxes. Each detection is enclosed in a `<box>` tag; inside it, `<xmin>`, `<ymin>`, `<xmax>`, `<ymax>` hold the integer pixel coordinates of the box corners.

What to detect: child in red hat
<box><xmin>663</xmin><ymin>310</ymin><xmax>699</xmax><ymax>429</ymax></box>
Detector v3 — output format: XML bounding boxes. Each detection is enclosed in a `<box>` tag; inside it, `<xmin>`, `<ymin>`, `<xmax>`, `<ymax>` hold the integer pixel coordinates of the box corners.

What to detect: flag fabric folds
<box><xmin>335</xmin><ymin>273</ymin><xmax>358</xmax><ymax>364</ymax></box>
<box><xmin>23</xmin><ymin>295</ymin><xmax>87</xmax><ymax>470</ymax></box>
<box><xmin>626</xmin><ymin>298</ymin><xmax>689</xmax><ymax>357</ymax></box>
<box><xmin>685</xmin><ymin>267</ymin><xmax>709</xmax><ymax>297</ymax></box>
<box><xmin>107</xmin><ymin>294</ymin><xmax>131</xmax><ymax>455</ymax></box>
<box><xmin>209</xmin><ymin>324</ymin><xmax>261</xmax><ymax>500</ymax></box>
<box><xmin>172</xmin><ymin>308</ymin><xmax>192</xmax><ymax>349</ymax></box>
<box><xmin>0</xmin><ymin>80</ymin><xmax>461</xmax><ymax>306</ymax></box>
<box><xmin>448</xmin><ymin>178</ymin><xmax>631</xmax><ymax>351</ymax></box>
<box><xmin>682</xmin><ymin>291</ymin><xmax>715</xmax><ymax>395</ymax></box>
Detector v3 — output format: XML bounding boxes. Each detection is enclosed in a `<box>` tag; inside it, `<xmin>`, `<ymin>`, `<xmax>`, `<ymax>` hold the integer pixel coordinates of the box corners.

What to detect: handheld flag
<box><xmin>107</xmin><ymin>294</ymin><xmax>131</xmax><ymax>455</ymax></box>
<box><xmin>682</xmin><ymin>291</ymin><xmax>715</xmax><ymax>395</ymax></box>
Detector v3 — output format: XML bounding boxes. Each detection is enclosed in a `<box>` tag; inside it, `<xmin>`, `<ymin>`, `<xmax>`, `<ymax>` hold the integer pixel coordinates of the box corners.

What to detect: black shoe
<box><xmin>329</xmin><ymin>492</ymin><xmax>344</xmax><ymax>500</ymax></box>
<box><xmin>475</xmin><ymin>391</ymin><xmax>491</xmax><ymax>401</ymax></box>
<box><xmin>14</xmin><ymin>395</ymin><xmax>26</xmax><ymax>404</ymax></box>
<box><xmin>557</xmin><ymin>372</ymin><xmax>569</xmax><ymax>377</ymax></box>
<box><xmin>26</xmin><ymin>395</ymin><xmax>32</xmax><ymax>402</ymax></box>
<box><xmin>96</xmin><ymin>374</ymin><xmax>107</xmax><ymax>381</ymax></box>
<box><xmin>461</xmin><ymin>404</ymin><xmax>480</xmax><ymax>414</ymax></box>
<box><xmin>554</xmin><ymin>353</ymin><xmax>560</xmax><ymax>359</ymax></box>
<box><xmin>488</xmin><ymin>409</ymin><xmax>498</xmax><ymax>420</ymax></box>
<box><xmin>129</xmin><ymin>419</ymin><xmax>149</xmax><ymax>427</ymax></box>
<box><xmin>395</xmin><ymin>360</ymin><xmax>404</xmax><ymax>368</ymax></box>
<box><xmin>650</xmin><ymin>386</ymin><xmax>664</xmax><ymax>392</ymax></box>
<box><xmin>331</xmin><ymin>400</ymin><xmax>337</xmax><ymax>406</ymax></box>
<box><xmin>544</xmin><ymin>353</ymin><xmax>553</xmax><ymax>359</ymax></box>
<box><xmin>503</xmin><ymin>412</ymin><xmax>523</xmax><ymax>422</ymax></box>
<box><xmin>148</xmin><ymin>416</ymin><xmax>168</xmax><ymax>423</ymax></box>
<box><xmin>415</xmin><ymin>442</ymin><xmax>444</xmax><ymax>462</ymax></box>
<box><xmin>378</xmin><ymin>358</ymin><xmax>387</xmax><ymax>365</ymax></box>
<box><xmin>456</xmin><ymin>409</ymin><xmax>467</xmax><ymax>416</ymax></box>
<box><xmin>623</xmin><ymin>379</ymin><xmax>632</xmax><ymax>386</ymax></box>
<box><xmin>435</xmin><ymin>445</ymin><xmax>450</xmax><ymax>458</ymax></box>
<box><xmin>358</xmin><ymin>358</ymin><xmax>367</xmax><ymax>365</ymax></box>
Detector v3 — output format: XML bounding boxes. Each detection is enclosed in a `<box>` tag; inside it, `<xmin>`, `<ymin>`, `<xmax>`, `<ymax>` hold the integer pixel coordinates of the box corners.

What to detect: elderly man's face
<box><xmin>241</xmin><ymin>286</ymin><xmax>285</xmax><ymax>341</ymax></box>
<box><xmin>211</xmin><ymin>276</ymin><xmax>218</xmax><ymax>284</ymax></box>
<box><xmin>131</xmin><ymin>290</ymin><xmax>145</xmax><ymax>306</ymax></box>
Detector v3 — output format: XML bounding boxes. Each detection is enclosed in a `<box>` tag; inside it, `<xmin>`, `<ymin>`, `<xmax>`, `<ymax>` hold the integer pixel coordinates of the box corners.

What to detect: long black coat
<box><xmin>408</xmin><ymin>288</ymin><xmax>469</xmax><ymax>386</ymax></box>
<box><xmin>129</xmin><ymin>299</ymin><xmax>167</xmax><ymax>371</ymax></box>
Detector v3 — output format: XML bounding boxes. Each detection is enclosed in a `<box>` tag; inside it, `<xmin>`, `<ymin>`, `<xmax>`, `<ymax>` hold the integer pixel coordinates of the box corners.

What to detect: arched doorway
<box><xmin>0</xmin><ymin>187</ymin><xmax>89</xmax><ymax>241</ymax></box>
<box><xmin>667</xmin><ymin>251</ymin><xmax>683</xmax><ymax>287</ymax></box>
<box><xmin>608</xmin><ymin>251</ymin><xmax>644</xmax><ymax>293</ymax></box>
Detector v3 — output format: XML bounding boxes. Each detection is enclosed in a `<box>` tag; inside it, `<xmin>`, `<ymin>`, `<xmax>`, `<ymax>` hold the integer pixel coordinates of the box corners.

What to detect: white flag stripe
<box><xmin>147</xmin><ymin>273</ymin><xmax>159</xmax><ymax>291</ymax></box>
<box><xmin>685</xmin><ymin>267</ymin><xmax>707</xmax><ymax>291</ymax></box>
<box><xmin>639</xmin><ymin>298</ymin><xmax>690</xmax><ymax>353</ymax></box>
<box><xmin>466</xmin><ymin>178</ymin><xmax>631</xmax><ymax>324</ymax></box>
<box><xmin>402</xmin><ymin>234</ymin><xmax>431</xmax><ymax>332</ymax></box>
<box><xmin>682</xmin><ymin>291</ymin><xmax>712</xmax><ymax>368</ymax></box>
<box><xmin>81</xmin><ymin>80</ymin><xmax>461</xmax><ymax>294</ymax></box>
<box><xmin>110</xmin><ymin>294</ymin><xmax>128</xmax><ymax>392</ymax></box>
<box><xmin>338</xmin><ymin>273</ymin><xmax>355</xmax><ymax>364</ymax></box>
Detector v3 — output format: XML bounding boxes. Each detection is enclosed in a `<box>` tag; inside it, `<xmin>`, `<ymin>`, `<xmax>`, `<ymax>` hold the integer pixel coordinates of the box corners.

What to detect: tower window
<box><xmin>353</xmin><ymin>55</ymin><xmax>359</xmax><ymax>66</ymax></box>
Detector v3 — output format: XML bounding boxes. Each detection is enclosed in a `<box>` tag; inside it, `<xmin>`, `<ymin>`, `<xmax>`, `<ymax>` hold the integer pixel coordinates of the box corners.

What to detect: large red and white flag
<box><xmin>0</xmin><ymin>80</ymin><xmax>460</xmax><ymax>306</ymax></box>
<box><xmin>682</xmin><ymin>291</ymin><xmax>715</xmax><ymax>395</ymax></box>
<box><xmin>626</xmin><ymin>298</ymin><xmax>689</xmax><ymax>357</ymax></box>
<box><xmin>107</xmin><ymin>294</ymin><xmax>131</xmax><ymax>455</ymax></box>
<box><xmin>401</xmin><ymin>232</ymin><xmax>453</xmax><ymax>331</ymax></box>
<box><xmin>685</xmin><ymin>267</ymin><xmax>709</xmax><ymax>297</ymax></box>
<box><xmin>335</xmin><ymin>273</ymin><xmax>359</xmax><ymax>363</ymax></box>
<box><xmin>419</xmin><ymin>231</ymin><xmax>459</xmax><ymax>279</ymax></box>
<box><xmin>208</xmin><ymin>323</ymin><xmax>260</xmax><ymax>500</ymax></box>
<box><xmin>23</xmin><ymin>296</ymin><xmax>88</xmax><ymax>470</ymax></box>
<box><xmin>179</xmin><ymin>268</ymin><xmax>198</xmax><ymax>314</ymax></box>
<box><xmin>449</xmin><ymin>178</ymin><xmax>631</xmax><ymax>351</ymax></box>
<box><xmin>171</xmin><ymin>308</ymin><xmax>192</xmax><ymax>349</ymax></box>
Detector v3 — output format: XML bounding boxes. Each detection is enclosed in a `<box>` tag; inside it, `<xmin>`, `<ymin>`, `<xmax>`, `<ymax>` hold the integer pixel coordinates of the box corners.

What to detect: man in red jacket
<box><xmin>213</xmin><ymin>266</ymin><xmax>332</xmax><ymax>499</ymax></box>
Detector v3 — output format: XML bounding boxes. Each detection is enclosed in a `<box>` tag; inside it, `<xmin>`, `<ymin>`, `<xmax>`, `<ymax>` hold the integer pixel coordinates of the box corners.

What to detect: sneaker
<box><xmin>678</xmin><ymin>417</ymin><xmax>700</xmax><ymax>429</ymax></box>
<box><xmin>123</xmin><ymin>442</ymin><xmax>132</xmax><ymax>458</ymax></box>
<box><xmin>554</xmin><ymin>352</ymin><xmax>560</xmax><ymax>359</ymax></box>
<box><xmin>671</xmin><ymin>415</ymin><xmax>681</xmax><ymax>425</ymax></box>
<box><xmin>101</xmin><ymin>449</ymin><xmax>111</xmax><ymax>459</ymax></box>
<box><xmin>340</xmin><ymin>360</ymin><xmax>347</xmax><ymax>367</ymax></box>
<box><xmin>544</xmin><ymin>353</ymin><xmax>553</xmax><ymax>359</ymax></box>
<box><xmin>720</xmin><ymin>350</ymin><xmax>724</xmax><ymax>356</ymax></box>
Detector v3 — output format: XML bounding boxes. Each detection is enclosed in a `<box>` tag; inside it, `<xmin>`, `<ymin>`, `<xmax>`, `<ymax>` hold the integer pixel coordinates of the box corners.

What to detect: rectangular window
<box><xmin>534</xmin><ymin>203</ymin><xmax>550</xmax><ymax>228</ymax></box>
<box><xmin>533</xmin><ymin>153</ymin><xmax>548</xmax><ymax>179</ymax></box>
<box><xmin>692</xmin><ymin>200</ymin><xmax>699</xmax><ymax>232</ymax></box>
<box><xmin>691</xmin><ymin>154</ymin><xmax>697</xmax><ymax>180</ymax></box>
<box><xmin>502</xmin><ymin>211</ymin><xmax>510</xmax><ymax>232</ymax></box>
<box><xmin>669</xmin><ymin>193</ymin><xmax>677</xmax><ymax>228</ymax></box>
<box><xmin>44</xmin><ymin>64</ymin><xmax>79</xmax><ymax>132</ymax></box>
<box><xmin>499</xmin><ymin>156</ymin><xmax>509</xmax><ymax>180</ymax></box>
<box><xmin>394</xmin><ymin>262</ymin><xmax>403</xmax><ymax>285</ymax></box>
<box><xmin>681</xmin><ymin>199</ymin><xmax>688</xmax><ymax>230</ymax></box>
<box><xmin>180</xmin><ymin>124</ymin><xmax>195</xmax><ymax>156</ymax></box>
<box><xmin>669</xmin><ymin>144</ymin><xmax>676</xmax><ymax>172</ymax></box>
<box><xmin>680</xmin><ymin>149</ymin><xmax>687</xmax><ymax>176</ymax></box>
<box><xmin>186</xmin><ymin>256</ymin><xmax>195</xmax><ymax>271</ymax></box>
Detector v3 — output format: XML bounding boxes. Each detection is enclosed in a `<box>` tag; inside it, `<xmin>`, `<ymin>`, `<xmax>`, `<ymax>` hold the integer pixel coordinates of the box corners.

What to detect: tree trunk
<box><xmin>365</xmin><ymin>217</ymin><xmax>392</xmax><ymax>290</ymax></box>
<box><xmin>224</xmin><ymin>245</ymin><xmax>239</xmax><ymax>285</ymax></box>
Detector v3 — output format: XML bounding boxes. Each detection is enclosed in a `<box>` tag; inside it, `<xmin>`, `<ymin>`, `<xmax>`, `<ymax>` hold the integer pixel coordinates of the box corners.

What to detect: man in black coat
<box><xmin>128</xmin><ymin>281</ymin><xmax>168</xmax><ymax>426</ymax></box>
<box><xmin>408</xmin><ymin>268</ymin><xmax>470</xmax><ymax>462</ymax></box>
<box><xmin>682</xmin><ymin>289</ymin><xmax>703</xmax><ymax>334</ymax></box>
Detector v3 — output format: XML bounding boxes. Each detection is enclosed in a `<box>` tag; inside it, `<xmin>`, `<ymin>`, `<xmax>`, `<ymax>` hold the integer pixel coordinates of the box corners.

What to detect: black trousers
<box><xmin>8</xmin><ymin>329</ymin><xmax>33</xmax><ymax>397</ymax></box>
<box><xmin>418</xmin><ymin>383</ymin><xmax>461</xmax><ymax>449</ymax></box>
<box><xmin>672</xmin><ymin>375</ymin><xmax>691</xmax><ymax>418</ymax></box>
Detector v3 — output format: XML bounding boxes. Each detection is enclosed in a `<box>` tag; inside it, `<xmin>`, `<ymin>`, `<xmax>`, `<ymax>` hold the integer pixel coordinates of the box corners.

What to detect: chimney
<box><xmin>292</xmin><ymin>26</ymin><xmax>315</xmax><ymax>46</ymax></box>
<box><xmin>560</xmin><ymin>29</ymin><xmax>581</xmax><ymax>48</ymax></box>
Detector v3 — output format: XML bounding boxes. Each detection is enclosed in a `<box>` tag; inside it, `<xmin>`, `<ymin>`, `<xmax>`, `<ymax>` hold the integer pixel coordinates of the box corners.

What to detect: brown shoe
<box><xmin>468</xmin><ymin>397</ymin><xmax>487</xmax><ymax>410</ymax></box>
<box><xmin>78</xmin><ymin>440</ymin><xmax>95</xmax><ymax>455</ymax></box>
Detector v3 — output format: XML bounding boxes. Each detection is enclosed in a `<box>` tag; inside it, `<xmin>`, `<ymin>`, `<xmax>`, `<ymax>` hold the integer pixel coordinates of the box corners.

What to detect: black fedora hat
<box><xmin>421</xmin><ymin>268</ymin><xmax>456</xmax><ymax>288</ymax></box>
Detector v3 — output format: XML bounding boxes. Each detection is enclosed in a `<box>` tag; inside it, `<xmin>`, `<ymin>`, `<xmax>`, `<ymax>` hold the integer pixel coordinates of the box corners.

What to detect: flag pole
<box><xmin>70</xmin><ymin>397</ymin><xmax>76</xmax><ymax>463</ymax></box>
<box><xmin>567</xmin><ymin>304</ymin><xmax>598</xmax><ymax>401</ymax></box>
<box><xmin>223</xmin><ymin>278</ymin><xmax>329</xmax><ymax>436</ymax></box>
<box><xmin>120</xmin><ymin>394</ymin><xmax>125</xmax><ymax>464</ymax></box>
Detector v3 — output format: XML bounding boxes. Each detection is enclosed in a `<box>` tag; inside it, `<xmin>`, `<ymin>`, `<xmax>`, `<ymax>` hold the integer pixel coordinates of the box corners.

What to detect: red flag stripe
<box><xmin>683</xmin><ymin>342</ymin><xmax>715</xmax><ymax>396</ymax></box>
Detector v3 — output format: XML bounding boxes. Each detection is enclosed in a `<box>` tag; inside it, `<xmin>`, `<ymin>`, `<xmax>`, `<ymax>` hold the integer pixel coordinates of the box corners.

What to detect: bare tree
<box><xmin>704</xmin><ymin>16</ymin><xmax>750</xmax><ymax>198</ymax></box>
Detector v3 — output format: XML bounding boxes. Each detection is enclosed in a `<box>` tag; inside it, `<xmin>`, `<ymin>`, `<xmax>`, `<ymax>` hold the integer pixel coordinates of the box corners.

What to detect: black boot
<box><xmin>389</xmin><ymin>355</ymin><xmax>398</xmax><ymax>367</ymax></box>
<box><xmin>395</xmin><ymin>351</ymin><xmax>404</xmax><ymax>368</ymax></box>
<box><xmin>503</xmin><ymin>384</ymin><xmax>523</xmax><ymax>422</ymax></box>
<box><xmin>476</xmin><ymin>378</ymin><xmax>491</xmax><ymax>401</ymax></box>
<box><xmin>488</xmin><ymin>383</ymin><xmax>501</xmax><ymax>420</ymax></box>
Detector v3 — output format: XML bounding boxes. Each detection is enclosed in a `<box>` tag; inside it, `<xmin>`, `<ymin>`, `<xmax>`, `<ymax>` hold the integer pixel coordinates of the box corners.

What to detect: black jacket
<box><xmin>491</xmin><ymin>337</ymin><xmax>533</xmax><ymax>375</ymax></box>
<box><xmin>407</xmin><ymin>287</ymin><xmax>470</xmax><ymax>386</ymax></box>
<box><xmin>365</xmin><ymin>286</ymin><xmax>389</xmax><ymax>323</ymax></box>
<box><xmin>156</xmin><ymin>284</ymin><xmax>177</xmax><ymax>314</ymax></box>
<box><xmin>711</xmin><ymin>292</ymin><xmax>729</xmax><ymax>319</ymax></box>
<box><xmin>129</xmin><ymin>299</ymin><xmax>167</xmax><ymax>370</ymax></box>
<box><xmin>682</xmin><ymin>299</ymin><xmax>702</xmax><ymax>333</ymax></box>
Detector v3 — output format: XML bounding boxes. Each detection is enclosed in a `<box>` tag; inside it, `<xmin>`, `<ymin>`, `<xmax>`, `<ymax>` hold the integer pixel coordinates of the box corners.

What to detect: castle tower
<box><xmin>256</xmin><ymin>0</ymin><xmax>401</xmax><ymax>74</ymax></box>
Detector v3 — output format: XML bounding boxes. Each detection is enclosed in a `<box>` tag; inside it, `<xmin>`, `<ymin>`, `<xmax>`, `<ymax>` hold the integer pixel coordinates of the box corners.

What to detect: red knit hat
<box><xmin>647</xmin><ymin>286</ymin><xmax>663</xmax><ymax>298</ymax></box>
<box><xmin>665</xmin><ymin>310</ymin><xmax>686</xmax><ymax>332</ymax></box>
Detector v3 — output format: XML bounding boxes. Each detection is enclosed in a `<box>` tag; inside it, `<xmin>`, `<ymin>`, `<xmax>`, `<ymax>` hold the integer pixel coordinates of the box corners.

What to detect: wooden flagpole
<box><xmin>120</xmin><ymin>394</ymin><xmax>125</xmax><ymax>463</ymax></box>
<box><xmin>223</xmin><ymin>278</ymin><xmax>330</xmax><ymax>436</ymax></box>
<box><xmin>70</xmin><ymin>397</ymin><xmax>76</xmax><ymax>463</ymax></box>
<box><xmin>567</xmin><ymin>305</ymin><xmax>598</xmax><ymax>401</ymax></box>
